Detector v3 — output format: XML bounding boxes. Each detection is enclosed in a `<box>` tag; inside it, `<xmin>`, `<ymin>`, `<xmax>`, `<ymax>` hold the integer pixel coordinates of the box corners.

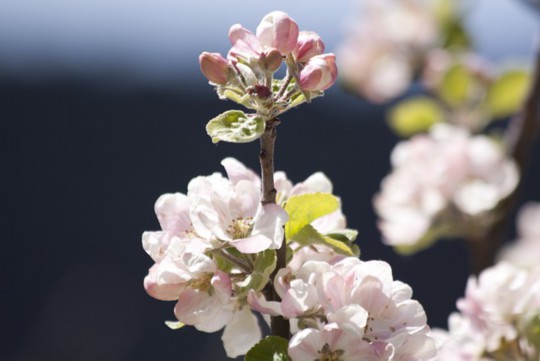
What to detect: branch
<box><xmin>259</xmin><ymin>118</ymin><xmax>290</xmax><ymax>339</ymax></box>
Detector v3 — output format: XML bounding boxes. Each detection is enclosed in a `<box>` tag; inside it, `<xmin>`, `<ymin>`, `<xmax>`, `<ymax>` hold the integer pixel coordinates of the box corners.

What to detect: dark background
<box><xmin>2</xmin><ymin>1</ymin><xmax>539</xmax><ymax>360</ymax></box>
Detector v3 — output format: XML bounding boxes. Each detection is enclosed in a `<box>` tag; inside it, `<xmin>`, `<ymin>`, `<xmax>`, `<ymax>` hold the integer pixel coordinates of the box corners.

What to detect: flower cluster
<box><xmin>431</xmin><ymin>203</ymin><xmax>540</xmax><ymax>360</ymax></box>
<box><xmin>374</xmin><ymin>124</ymin><xmax>519</xmax><ymax>254</ymax></box>
<box><xmin>142</xmin><ymin>158</ymin><xmax>357</xmax><ymax>357</ymax></box>
<box><xmin>142</xmin><ymin>157</ymin><xmax>437</xmax><ymax>359</ymax></box>
<box><xmin>200</xmin><ymin>11</ymin><xmax>338</xmax><ymax>144</ymax></box>
<box><xmin>250</xmin><ymin>257</ymin><xmax>437</xmax><ymax>360</ymax></box>
<box><xmin>338</xmin><ymin>0</ymin><xmax>439</xmax><ymax>102</ymax></box>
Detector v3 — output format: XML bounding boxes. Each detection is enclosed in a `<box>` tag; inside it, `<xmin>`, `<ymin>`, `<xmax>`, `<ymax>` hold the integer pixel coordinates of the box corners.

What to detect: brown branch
<box><xmin>259</xmin><ymin>118</ymin><xmax>290</xmax><ymax>339</ymax></box>
<box><xmin>466</xmin><ymin>48</ymin><xmax>540</xmax><ymax>274</ymax></box>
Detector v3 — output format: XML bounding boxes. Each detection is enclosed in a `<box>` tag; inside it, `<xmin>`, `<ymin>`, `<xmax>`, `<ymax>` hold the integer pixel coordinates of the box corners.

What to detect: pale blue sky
<box><xmin>0</xmin><ymin>0</ymin><xmax>537</xmax><ymax>82</ymax></box>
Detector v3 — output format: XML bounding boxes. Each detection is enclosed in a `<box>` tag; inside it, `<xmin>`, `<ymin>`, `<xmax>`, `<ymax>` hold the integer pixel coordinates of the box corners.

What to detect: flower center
<box><xmin>189</xmin><ymin>273</ymin><xmax>213</xmax><ymax>292</ymax></box>
<box><xmin>316</xmin><ymin>343</ymin><xmax>344</xmax><ymax>361</ymax></box>
<box><xmin>227</xmin><ymin>217</ymin><xmax>253</xmax><ymax>239</ymax></box>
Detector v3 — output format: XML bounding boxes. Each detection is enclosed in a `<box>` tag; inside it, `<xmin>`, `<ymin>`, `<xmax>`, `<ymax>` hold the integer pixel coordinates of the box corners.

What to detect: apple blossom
<box><xmin>256</xmin><ymin>11</ymin><xmax>299</xmax><ymax>56</ymax></box>
<box><xmin>293</xmin><ymin>31</ymin><xmax>325</xmax><ymax>63</ymax></box>
<box><xmin>375</xmin><ymin>124</ymin><xmax>519</xmax><ymax>253</ymax></box>
<box><xmin>299</xmin><ymin>54</ymin><xmax>338</xmax><ymax>91</ymax></box>
<box><xmin>199</xmin><ymin>52</ymin><xmax>231</xmax><ymax>85</ymax></box>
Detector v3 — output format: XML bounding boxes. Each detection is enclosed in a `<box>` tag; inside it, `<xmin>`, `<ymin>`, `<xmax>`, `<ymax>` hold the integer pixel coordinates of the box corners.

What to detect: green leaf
<box><xmin>253</xmin><ymin>249</ymin><xmax>277</xmax><ymax>277</ymax></box>
<box><xmin>388</xmin><ymin>96</ymin><xmax>444</xmax><ymax>137</ymax></box>
<box><xmin>293</xmin><ymin>224</ymin><xmax>355</xmax><ymax>256</ymax></box>
<box><xmin>206</xmin><ymin>110</ymin><xmax>265</xmax><ymax>143</ymax></box>
<box><xmin>439</xmin><ymin>64</ymin><xmax>471</xmax><ymax>106</ymax></box>
<box><xmin>486</xmin><ymin>70</ymin><xmax>530</xmax><ymax>118</ymax></box>
<box><xmin>236</xmin><ymin>250</ymin><xmax>277</xmax><ymax>294</ymax></box>
<box><xmin>325</xmin><ymin>229</ymin><xmax>360</xmax><ymax>256</ymax></box>
<box><xmin>245</xmin><ymin>336</ymin><xmax>291</xmax><ymax>361</ymax></box>
<box><xmin>440</xmin><ymin>18</ymin><xmax>472</xmax><ymax>50</ymax></box>
<box><xmin>284</xmin><ymin>193</ymin><xmax>340</xmax><ymax>241</ymax></box>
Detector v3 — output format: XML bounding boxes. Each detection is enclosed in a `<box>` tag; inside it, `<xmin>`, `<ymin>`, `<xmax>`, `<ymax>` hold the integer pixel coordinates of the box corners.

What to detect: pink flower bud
<box><xmin>228</xmin><ymin>24</ymin><xmax>262</xmax><ymax>61</ymax></box>
<box><xmin>293</xmin><ymin>31</ymin><xmax>325</xmax><ymax>63</ymax></box>
<box><xmin>256</xmin><ymin>11</ymin><xmax>299</xmax><ymax>55</ymax></box>
<box><xmin>299</xmin><ymin>54</ymin><xmax>338</xmax><ymax>91</ymax></box>
<box><xmin>199</xmin><ymin>52</ymin><xmax>230</xmax><ymax>85</ymax></box>
<box><xmin>258</xmin><ymin>49</ymin><xmax>283</xmax><ymax>73</ymax></box>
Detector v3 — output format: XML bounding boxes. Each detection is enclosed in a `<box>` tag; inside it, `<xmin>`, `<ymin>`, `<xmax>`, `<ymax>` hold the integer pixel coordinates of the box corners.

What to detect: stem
<box><xmin>259</xmin><ymin>118</ymin><xmax>290</xmax><ymax>339</ymax></box>
<box><xmin>466</xmin><ymin>46</ymin><xmax>540</xmax><ymax>274</ymax></box>
<box><xmin>275</xmin><ymin>73</ymin><xmax>292</xmax><ymax>102</ymax></box>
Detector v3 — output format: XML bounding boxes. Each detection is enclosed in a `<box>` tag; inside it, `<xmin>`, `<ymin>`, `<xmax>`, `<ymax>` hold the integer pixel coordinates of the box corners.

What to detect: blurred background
<box><xmin>2</xmin><ymin>0</ymin><xmax>539</xmax><ymax>360</ymax></box>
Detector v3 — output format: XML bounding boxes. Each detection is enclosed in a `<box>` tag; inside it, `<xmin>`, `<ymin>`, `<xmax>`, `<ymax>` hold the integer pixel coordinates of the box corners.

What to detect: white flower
<box><xmin>375</xmin><ymin>124</ymin><xmax>519</xmax><ymax>252</ymax></box>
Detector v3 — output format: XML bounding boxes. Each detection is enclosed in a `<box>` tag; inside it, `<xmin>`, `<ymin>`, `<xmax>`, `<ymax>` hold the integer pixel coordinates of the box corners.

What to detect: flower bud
<box><xmin>228</xmin><ymin>24</ymin><xmax>261</xmax><ymax>61</ymax></box>
<box><xmin>258</xmin><ymin>49</ymin><xmax>283</xmax><ymax>73</ymax></box>
<box><xmin>199</xmin><ymin>52</ymin><xmax>230</xmax><ymax>85</ymax></box>
<box><xmin>293</xmin><ymin>31</ymin><xmax>325</xmax><ymax>63</ymax></box>
<box><xmin>256</xmin><ymin>11</ymin><xmax>299</xmax><ymax>55</ymax></box>
<box><xmin>299</xmin><ymin>54</ymin><xmax>338</xmax><ymax>91</ymax></box>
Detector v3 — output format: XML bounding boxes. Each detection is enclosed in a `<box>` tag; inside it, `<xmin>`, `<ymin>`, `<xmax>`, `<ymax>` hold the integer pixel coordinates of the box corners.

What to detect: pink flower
<box><xmin>289</xmin><ymin>328</ymin><xmax>380</xmax><ymax>361</ymax></box>
<box><xmin>199</xmin><ymin>52</ymin><xmax>230</xmax><ymax>85</ymax></box>
<box><xmin>299</xmin><ymin>54</ymin><xmax>338</xmax><ymax>91</ymax></box>
<box><xmin>293</xmin><ymin>31</ymin><xmax>325</xmax><ymax>63</ymax></box>
<box><xmin>256</xmin><ymin>11</ymin><xmax>299</xmax><ymax>56</ymax></box>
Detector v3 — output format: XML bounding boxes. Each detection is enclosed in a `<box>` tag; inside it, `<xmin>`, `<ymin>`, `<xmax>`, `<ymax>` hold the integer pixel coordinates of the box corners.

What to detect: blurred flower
<box><xmin>338</xmin><ymin>0</ymin><xmax>439</xmax><ymax>102</ymax></box>
<box><xmin>374</xmin><ymin>124</ymin><xmax>519</xmax><ymax>253</ymax></box>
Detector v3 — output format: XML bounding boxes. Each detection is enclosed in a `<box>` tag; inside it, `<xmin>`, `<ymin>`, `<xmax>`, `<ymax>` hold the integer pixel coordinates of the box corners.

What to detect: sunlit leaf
<box><xmin>284</xmin><ymin>193</ymin><xmax>339</xmax><ymax>241</ymax></box>
<box><xmin>486</xmin><ymin>70</ymin><xmax>530</xmax><ymax>118</ymax></box>
<box><xmin>206</xmin><ymin>110</ymin><xmax>265</xmax><ymax>143</ymax></box>
<box><xmin>439</xmin><ymin>64</ymin><xmax>471</xmax><ymax>106</ymax></box>
<box><xmin>388</xmin><ymin>96</ymin><xmax>444</xmax><ymax>137</ymax></box>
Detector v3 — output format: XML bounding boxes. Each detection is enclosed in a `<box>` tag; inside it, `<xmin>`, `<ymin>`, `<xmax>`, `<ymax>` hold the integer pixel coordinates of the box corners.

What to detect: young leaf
<box><xmin>388</xmin><ymin>96</ymin><xmax>444</xmax><ymax>137</ymax></box>
<box><xmin>284</xmin><ymin>193</ymin><xmax>340</xmax><ymax>241</ymax></box>
<box><xmin>293</xmin><ymin>224</ymin><xmax>355</xmax><ymax>256</ymax></box>
<box><xmin>206</xmin><ymin>110</ymin><xmax>265</xmax><ymax>143</ymax></box>
<box><xmin>439</xmin><ymin>64</ymin><xmax>471</xmax><ymax>106</ymax></box>
<box><xmin>245</xmin><ymin>336</ymin><xmax>291</xmax><ymax>361</ymax></box>
<box><xmin>486</xmin><ymin>70</ymin><xmax>530</xmax><ymax>119</ymax></box>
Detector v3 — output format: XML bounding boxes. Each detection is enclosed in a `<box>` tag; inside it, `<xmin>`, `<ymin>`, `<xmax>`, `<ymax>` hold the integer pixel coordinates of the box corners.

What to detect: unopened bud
<box><xmin>299</xmin><ymin>54</ymin><xmax>338</xmax><ymax>91</ymax></box>
<box><xmin>259</xmin><ymin>49</ymin><xmax>283</xmax><ymax>73</ymax></box>
<box><xmin>199</xmin><ymin>52</ymin><xmax>231</xmax><ymax>85</ymax></box>
<box><xmin>293</xmin><ymin>31</ymin><xmax>325</xmax><ymax>63</ymax></box>
<box><xmin>256</xmin><ymin>11</ymin><xmax>299</xmax><ymax>55</ymax></box>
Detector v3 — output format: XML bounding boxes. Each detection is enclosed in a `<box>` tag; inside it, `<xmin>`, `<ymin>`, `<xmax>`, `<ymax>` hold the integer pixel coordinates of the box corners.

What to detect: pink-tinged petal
<box><xmin>320</xmin><ymin>271</ymin><xmax>348</xmax><ymax>310</ymax></box>
<box><xmin>228</xmin><ymin>234</ymin><xmax>273</xmax><ymax>254</ymax></box>
<box><xmin>154</xmin><ymin>193</ymin><xmax>192</xmax><ymax>234</ymax></box>
<box><xmin>199</xmin><ymin>52</ymin><xmax>230</xmax><ymax>85</ymax></box>
<box><xmin>142</xmin><ymin>231</ymin><xmax>169</xmax><ymax>262</ymax></box>
<box><xmin>144</xmin><ymin>261</ymin><xmax>188</xmax><ymax>301</ymax></box>
<box><xmin>211</xmin><ymin>270</ymin><xmax>233</xmax><ymax>303</ymax></box>
<box><xmin>281</xmin><ymin>279</ymin><xmax>319</xmax><ymax>318</ymax></box>
<box><xmin>247</xmin><ymin>290</ymin><xmax>282</xmax><ymax>316</ymax></box>
<box><xmin>182</xmin><ymin>252</ymin><xmax>216</xmax><ymax>275</ymax></box>
<box><xmin>221</xmin><ymin>307</ymin><xmax>262</xmax><ymax>358</ymax></box>
<box><xmin>174</xmin><ymin>288</ymin><xmax>233</xmax><ymax>333</ymax></box>
<box><xmin>327</xmin><ymin>305</ymin><xmax>368</xmax><ymax>338</ymax></box>
<box><xmin>221</xmin><ymin>157</ymin><xmax>260</xmax><ymax>186</ymax></box>
<box><xmin>293</xmin><ymin>31</ymin><xmax>325</xmax><ymax>63</ymax></box>
<box><xmin>299</xmin><ymin>53</ymin><xmax>338</xmax><ymax>91</ymax></box>
<box><xmin>228</xmin><ymin>24</ymin><xmax>261</xmax><ymax>60</ymax></box>
<box><xmin>251</xmin><ymin>203</ymin><xmax>289</xmax><ymax>249</ymax></box>
<box><xmin>289</xmin><ymin>328</ymin><xmax>378</xmax><ymax>361</ymax></box>
<box><xmin>190</xmin><ymin>198</ymin><xmax>231</xmax><ymax>241</ymax></box>
<box><xmin>256</xmin><ymin>11</ymin><xmax>299</xmax><ymax>55</ymax></box>
<box><xmin>231</xmin><ymin>180</ymin><xmax>260</xmax><ymax>219</ymax></box>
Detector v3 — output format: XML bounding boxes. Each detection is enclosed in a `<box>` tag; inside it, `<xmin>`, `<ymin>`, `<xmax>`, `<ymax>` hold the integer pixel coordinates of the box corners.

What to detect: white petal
<box><xmin>221</xmin><ymin>308</ymin><xmax>262</xmax><ymax>358</ymax></box>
